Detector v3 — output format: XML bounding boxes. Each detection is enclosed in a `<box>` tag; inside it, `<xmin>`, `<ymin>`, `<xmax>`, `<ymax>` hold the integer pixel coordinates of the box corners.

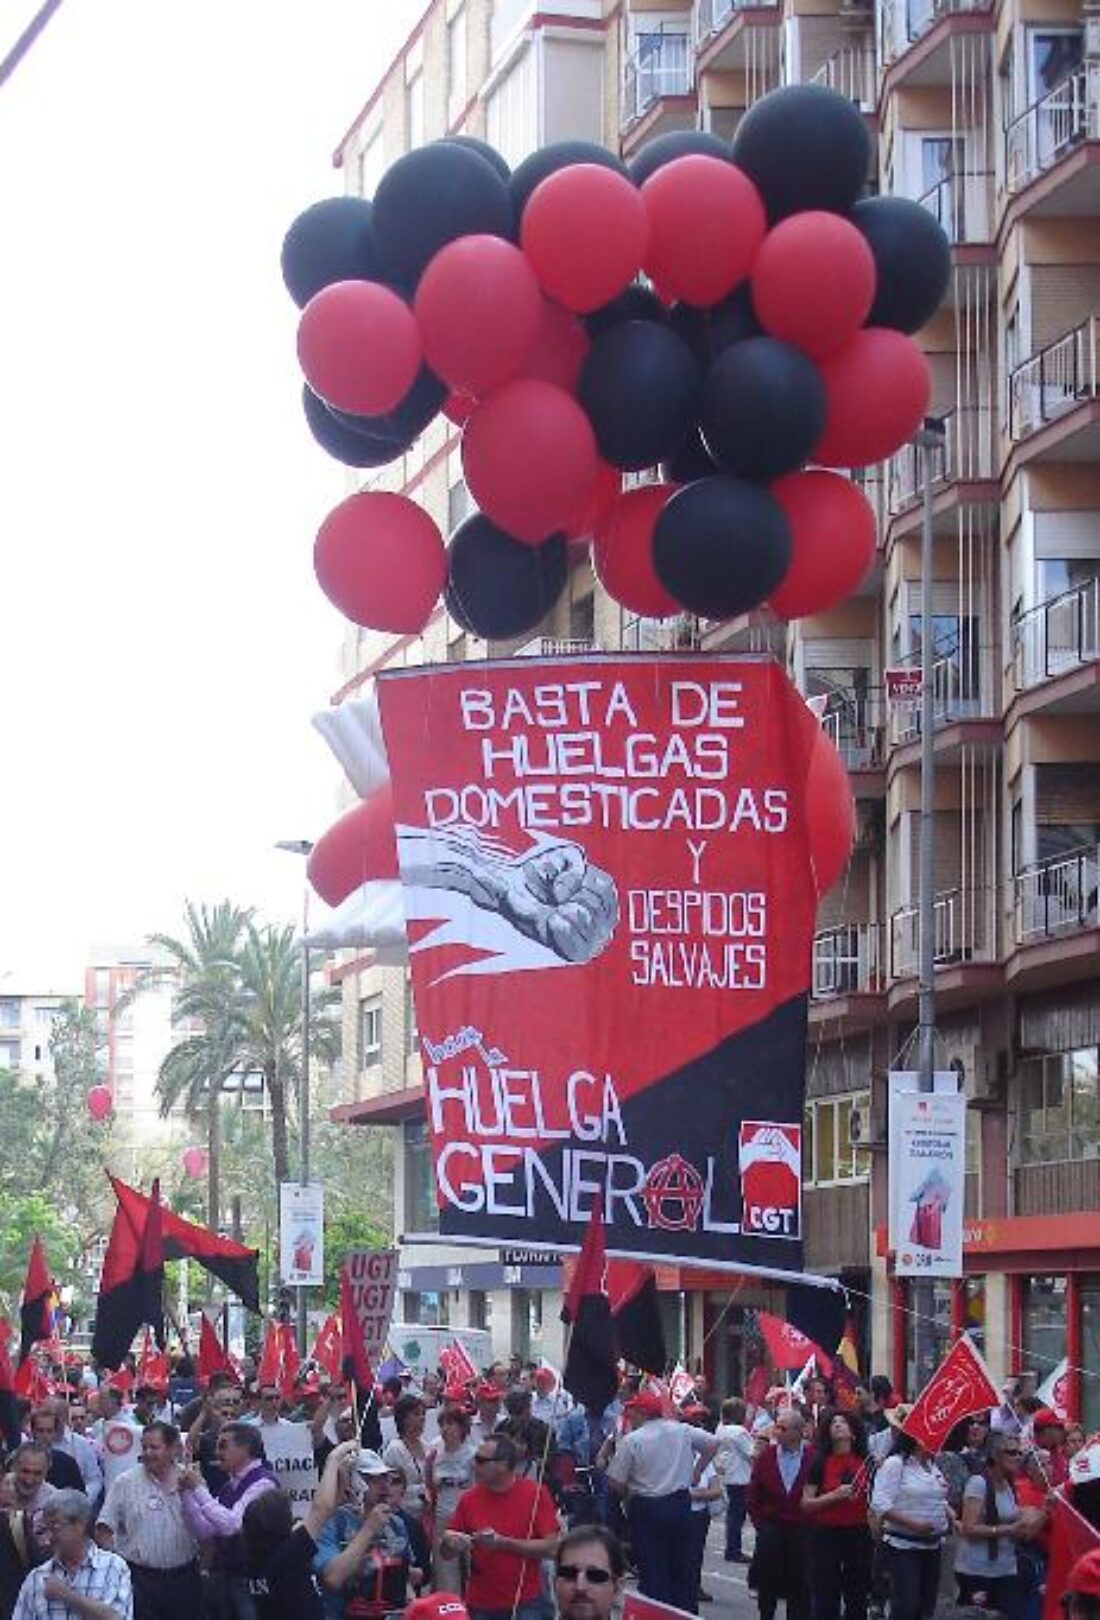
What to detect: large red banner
<box><xmin>376</xmin><ymin>656</ymin><xmax>819</xmax><ymax>1269</ymax></box>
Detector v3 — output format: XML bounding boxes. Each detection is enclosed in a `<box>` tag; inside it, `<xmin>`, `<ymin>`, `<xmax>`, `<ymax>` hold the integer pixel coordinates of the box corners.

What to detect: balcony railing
<box><xmin>622</xmin><ymin>28</ymin><xmax>692</xmax><ymax>125</ymax></box>
<box><xmin>1008</xmin><ymin>317</ymin><xmax>1100</xmax><ymax>442</ymax></box>
<box><xmin>696</xmin><ymin>0</ymin><xmax>779</xmax><ymax>43</ymax></box>
<box><xmin>1014</xmin><ymin>847</ymin><xmax>1099</xmax><ymax>943</ymax></box>
<box><xmin>915</xmin><ymin>170</ymin><xmax>992</xmax><ymax>245</ymax></box>
<box><xmin>1010</xmin><ymin>576</ymin><xmax>1100</xmax><ymax>690</ymax></box>
<box><xmin>890</xmin><ymin>886</ymin><xmax>993</xmax><ymax>976</ymax></box>
<box><xmin>886</xmin><ymin>405</ymin><xmax>995</xmax><ymax>514</ymax></box>
<box><xmin>812</xmin><ymin>923</ymin><xmax>885</xmax><ymax>999</ymax></box>
<box><xmin>808</xmin><ymin>40</ymin><xmax>877</xmax><ymax>112</ymax></box>
<box><xmin>514</xmin><ymin>637</ymin><xmax>600</xmax><ymax>658</ymax></box>
<box><xmin>889</xmin><ymin>651</ymin><xmax>987</xmax><ymax>744</ymax></box>
<box><xmin>820</xmin><ymin>688</ymin><xmax>886</xmax><ymax>769</ymax></box>
<box><xmin>1005</xmin><ymin>65</ymin><xmax>1100</xmax><ymax>194</ymax></box>
<box><xmin>622</xmin><ymin>615</ymin><xmax>703</xmax><ymax>653</ymax></box>
<box><xmin>878</xmin><ymin>0</ymin><xmax>991</xmax><ymax>67</ymax></box>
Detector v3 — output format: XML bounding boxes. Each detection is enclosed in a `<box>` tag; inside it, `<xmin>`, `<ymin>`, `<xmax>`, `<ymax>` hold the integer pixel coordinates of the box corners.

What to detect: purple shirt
<box><xmin>180</xmin><ymin>1466</ymin><xmax>277</xmax><ymax>1541</ymax></box>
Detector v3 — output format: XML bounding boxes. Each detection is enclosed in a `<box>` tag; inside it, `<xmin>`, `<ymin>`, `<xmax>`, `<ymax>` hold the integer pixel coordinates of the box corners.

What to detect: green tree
<box><xmin>321</xmin><ymin>1207</ymin><xmax>391</xmax><ymax>1299</ymax></box>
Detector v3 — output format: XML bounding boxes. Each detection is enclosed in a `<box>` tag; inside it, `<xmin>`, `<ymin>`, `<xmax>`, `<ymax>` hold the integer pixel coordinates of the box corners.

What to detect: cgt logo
<box><xmin>738</xmin><ymin>1121</ymin><xmax>802</xmax><ymax>1239</ymax></box>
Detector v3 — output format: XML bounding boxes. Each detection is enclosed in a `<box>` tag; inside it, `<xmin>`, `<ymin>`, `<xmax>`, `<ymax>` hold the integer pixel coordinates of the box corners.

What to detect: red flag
<box><xmin>197</xmin><ymin>1314</ymin><xmax>236</xmax><ymax>1385</ymax></box>
<box><xmin>92</xmin><ymin>1178</ymin><xmax>165</xmax><ymax>1369</ymax></box>
<box><xmin>438</xmin><ymin>1337</ymin><xmax>478</xmax><ymax>1388</ymax></box>
<box><xmin>309</xmin><ymin>1314</ymin><xmax>343</xmax><ymax>1383</ymax></box>
<box><xmin>14</xmin><ymin>1357</ymin><xmax>54</xmax><ymax>1403</ymax></box>
<box><xmin>745</xmin><ymin>1362</ymin><xmax>770</xmax><ymax>1412</ymax></box>
<box><xmin>106</xmin><ymin>1365</ymin><xmax>133</xmax><ymax>1397</ymax></box>
<box><xmin>623</xmin><ymin>1591</ymin><xmax>698</xmax><ymax>1620</ymax></box>
<box><xmin>1044</xmin><ymin>1494</ymin><xmax>1100</xmax><ymax>1620</ymax></box>
<box><xmin>109</xmin><ymin>1175</ymin><xmax>259</xmax><ymax>1310</ymax></box>
<box><xmin>339</xmin><ymin>1267</ymin><xmax>373</xmax><ymax>1392</ymax></box>
<box><xmin>257</xmin><ymin>1322</ymin><xmax>301</xmax><ymax>1402</ymax></box>
<box><xmin>19</xmin><ymin>1236</ymin><xmax>54</xmax><ymax>1363</ymax></box>
<box><xmin>757</xmin><ymin>1310</ymin><xmax>820</xmax><ymax>1372</ymax></box>
<box><xmin>0</xmin><ymin>1328</ymin><xmax>21</xmax><ymax>1450</ymax></box>
<box><xmin>137</xmin><ymin>1328</ymin><xmax>169</xmax><ymax>1389</ymax></box>
<box><xmin>901</xmin><ymin>1333</ymin><xmax>1000</xmax><ymax>1454</ymax></box>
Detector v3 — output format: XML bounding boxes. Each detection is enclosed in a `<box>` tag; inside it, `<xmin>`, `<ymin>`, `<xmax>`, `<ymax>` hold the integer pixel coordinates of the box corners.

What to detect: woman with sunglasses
<box><xmin>953</xmin><ymin>1431</ymin><xmax>1027</xmax><ymax>1620</ymax></box>
<box><xmin>869</xmin><ymin>1408</ymin><xmax>950</xmax><ymax>1620</ymax></box>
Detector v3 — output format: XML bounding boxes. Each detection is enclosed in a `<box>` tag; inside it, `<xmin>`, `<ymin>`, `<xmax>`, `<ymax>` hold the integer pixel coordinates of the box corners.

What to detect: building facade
<box><xmin>84</xmin><ymin>945</ymin><xmax>183</xmax><ymax>1148</ymax></box>
<box><xmin>0</xmin><ymin>989</ymin><xmax>76</xmax><ymax>1084</ymax></box>
<box><xmin>328</xmin><ymin>0</ymin><xmax>1100</xmax><ymax>1392</ymax></box>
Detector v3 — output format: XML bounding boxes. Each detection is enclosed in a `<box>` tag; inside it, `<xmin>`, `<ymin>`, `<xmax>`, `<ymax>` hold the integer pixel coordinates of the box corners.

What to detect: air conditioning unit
<box><xmin>849</xmin><ymin>1105</ymin><xmax>888</xmax><ymax>1148</ymax></box>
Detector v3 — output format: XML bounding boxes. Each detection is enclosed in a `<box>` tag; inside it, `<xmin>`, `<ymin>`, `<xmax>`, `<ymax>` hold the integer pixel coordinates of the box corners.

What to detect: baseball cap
<box><xmin>681</xmin><ymin>1402</ymin><xmax>709</xmax><ymax>1420</ymax></box>
<box><xmin>1033</xmin><ymin>1408</ymin><xmax>1064</xmax><ymax>1431</ymax></box>
<box><xmin>1067</xmin><ymin>1549</ymin><xmax>1100</xmax><ymax>1599</ymax></box>
<box><xmin>625</xmin><ymin>1391</ymin><xmax>663</xmax><ymax>1418</ymax></box>
<box><xmin>406</xmin><ymin>1597</ymin><xmax>471</xmax><ymax>1620</ymax></box>
<box><xmin>475</xmin><ymin>1382</ymin><xmax>502</xmax><ymax>1401</ymax></box>
<box><xmin>534</xmin><ymin>1367</ymin><xmax>556</xmax><ymax>1388</ymax></box>
<box><xmin>354</xmin><ymin>1449</ymin><xmax>392</xmax><ymax>1478</ymax></box>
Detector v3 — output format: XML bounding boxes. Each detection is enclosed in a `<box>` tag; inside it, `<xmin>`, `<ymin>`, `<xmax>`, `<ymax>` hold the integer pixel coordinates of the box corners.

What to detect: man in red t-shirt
<box><xmin>442</xmin><ymin>1431</ymin><xmax>560</xmax><ymax>1620</ymax></box>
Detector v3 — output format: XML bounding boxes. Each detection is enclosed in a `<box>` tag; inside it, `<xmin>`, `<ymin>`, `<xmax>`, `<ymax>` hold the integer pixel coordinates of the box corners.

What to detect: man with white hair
<box><xmin>12</xmin><ymin>1489</ymin><xmax>132</xmax><ymax>1620</ymax></box>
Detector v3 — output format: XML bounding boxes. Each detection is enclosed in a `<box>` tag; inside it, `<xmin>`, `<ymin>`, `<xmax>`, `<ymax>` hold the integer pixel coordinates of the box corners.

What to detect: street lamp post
<box><xmin>915</xmin><ymin>417</ymin><xmax>946</xmax><ymax>1092</ymax></box>
<box><xmin>276</xmin><ymin>838</ymin><xmax>314</xmax><ymax>1353</ymax></box>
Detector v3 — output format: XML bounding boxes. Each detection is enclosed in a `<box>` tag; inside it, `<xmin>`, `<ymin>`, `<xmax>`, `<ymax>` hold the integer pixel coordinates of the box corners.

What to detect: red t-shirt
<box><xmin>808</xmin><ymin>1452</ymin><xmax>869</xmax><ymax>1529</ymax></box>
<box><xmin>450</xmin><ymin>1478</ymin><xmax>559</xmax><ymax>1609</ymax></box>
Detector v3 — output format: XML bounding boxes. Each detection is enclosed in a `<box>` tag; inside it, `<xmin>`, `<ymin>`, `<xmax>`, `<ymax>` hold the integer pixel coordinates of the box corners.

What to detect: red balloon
<box><xmin>414</xmin><ymin>235</ymin><xmax>541</xmax><ymax>397</ymax></box>
<box><xmin>315</xmin><ymin>492</ymin><xmax>445</xmax><ymax>632</ymax></box>
<box><xmin>297</xmin><ymin>280</ymin><xmax>421</xmax><ymax>415</ymax></box>
<box><xmin>520</xmin><ymin>166</ymin><xmax>648</xmax><ymax>314</ymax></box>
<box><xmin>768</xmin><ymin>471</ymin><xmax>877</xmax><ymax>619</ymax></box>
<box><xmin>462</xmin><ymin>379</ymin><xmax>598</xmax><ymax>544</ymax></box>
<box><xmin>813</xmin><ymin>328</ymin><xmax>932</xmax><ymax>468</ymax></box>
<box><xmin>443</xmin><ymin>391</ymin><xmax>476</xmax><ymax>426</ymax></box>
<box><xmin>642</xmin><ymin>156</ymin><xmax>766</xmax><ymax>307</ymax></box>
<box><xmin>564</xmin><ymin>460</ymin><xmax>621</xmax><ymax>541</ymax></box>
<box><xmin>182</xmin><ymin>1147</ymin><xmax>207</xmax><ymax>1180</ymax></box>
<box><xmin>86</xmin><ymin>1085</ymin><xmax>112</xmax><ymax>1122</ymax></box>
<box><xmin>593</xmin><ymin>484</ymin><xmax>682</xmax><ymax>617</ymax></box>
<box><xmin>515</xmin><ymin>298</ymin><xmax>591</xmax><ymax>393</ymax></box>
<box><xmin>752</xmin><ymin>212</ymin><xmax>876</xmax><ymax>361</ymax></box>
<box><xmin>807</xmin><ymin>729</ymin><xmax>855</xmax><ymax>898</ymax></box>
<box><xmin>308</xmin><ymin>788</ymin><xmax>398</xmax><ymax>908</ymax></box>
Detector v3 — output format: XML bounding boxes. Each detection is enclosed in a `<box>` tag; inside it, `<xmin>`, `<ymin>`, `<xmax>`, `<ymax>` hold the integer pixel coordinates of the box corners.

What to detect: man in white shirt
<box><xmin>94</xmin><ymin>1392</ymin><xmax>144</xmax><ymax>1494</ymax></box>
<box><xmin>607</xmin><ymin>1392</ymin><xmax>718</xmax><ymax>1613</ymax></box>
<box><xmin>241</xmin><ymin>1387</ymin><xmax>292</xmax><ymax>1432</ymax></box>
<box><xmin>12</xmin><ymin>1489</ymin><xmax>132</xmax><ymax>1620</ymax></box>
<box><xmin>95</xmin><ymin>1421</ymin><xmax>200</xmax><ymax>1620</ymax></box>
<box><xmin>49</xmin><ymin>1401</ymin><xmax>104</xmax><ymax>1507</ymax></box>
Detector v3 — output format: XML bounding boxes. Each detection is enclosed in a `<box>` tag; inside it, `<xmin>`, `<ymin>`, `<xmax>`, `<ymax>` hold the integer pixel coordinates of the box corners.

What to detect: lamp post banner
<box><xmin>376</xmin><ymin>655</ymin><xmax>820</xmax><ymax>1268</ymax></box>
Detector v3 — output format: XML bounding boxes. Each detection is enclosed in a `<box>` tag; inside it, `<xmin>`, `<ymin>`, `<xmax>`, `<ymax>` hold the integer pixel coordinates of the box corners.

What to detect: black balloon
<box><xmin>629</xmin><ymin>129</ymin><xmax>732</xmax><ymax>185</ymax></box>
<box><xmin>579</xmin><ymin>321</ymin><xmax>700</xmax><ymax>472</ymax></box>
<box><xmin>442</xmin><ymin>134</ymin><xmax>512</xmax><ymax>183</ymax></box>
<box><xmin>585</xmin><ymin>283</ymin><xmax>669</xmax><ymax>338</ymax></box>
<box><xmin>302</xmin><ymin>385</ymin><xmax>411</xmax><ymax>468</ymax></box>
<box><xmin>372</xmin><ymin>143</ymin><xmax>513</xmax><ymax>286</ymax></box>
<box><xmin>653</xmin><ymin>476</ymin><xmax>792</xmax><ymax>620</ymax></box>
<box><xmin>670</xmin><ymin>284</ymin><xmax>761</xmax><ymax>368</ymax></box>
<box><xmin>662</xmin><ymin>427</ymin><xmax>718</xmax><ymax>484</ymax></box>
<box><xmin>699</xmin><ymin>337</ymin><xmax>825</xmax><ymax>483</ymax></box>
<box><xmin>329</xmin><ymin>364</ymin><xmax>448</xmax><ymax>442</ymax></box>
<box><xmin>509</xmin><ymin>140</ymin><xmax>630</xmax><ymax>222</ymax></box>
<box><xmin>731</xmin><ymin>84</ymin><xmax>871</xmax><ymax>221</ymax></box>
<box><xmin>281</xmin><ymin>197</ymin><xmax>385</xmax><ymax>308</ymax></box>
<box><xmin>446</xmin><ymin>517</ymin><xmax>568</xmax><ymax>640</ymax></box>
<box><xmin>851</xmin><ymin>196</ymin><xmax>952</xmax><ymax>334</ymax></box>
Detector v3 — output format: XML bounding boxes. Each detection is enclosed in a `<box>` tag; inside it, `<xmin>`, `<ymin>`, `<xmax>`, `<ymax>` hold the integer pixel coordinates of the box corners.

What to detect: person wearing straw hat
<box><xmin>868</xmin><ymin>1406</ymin><xmax>950</xmax><ymax>1620</ymax></box>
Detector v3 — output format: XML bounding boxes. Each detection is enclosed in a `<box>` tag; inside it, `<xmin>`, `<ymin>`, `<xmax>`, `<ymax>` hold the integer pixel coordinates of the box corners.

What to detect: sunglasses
<box><xmin>557</xmin><ymin>1566</ymin><xmax>613</xmax><ymax>1586</ymax></box>
<box><xmin>474</xmin><ymin>1452</ymin><xmax>499</xmax><ymax>1464</ymax></box>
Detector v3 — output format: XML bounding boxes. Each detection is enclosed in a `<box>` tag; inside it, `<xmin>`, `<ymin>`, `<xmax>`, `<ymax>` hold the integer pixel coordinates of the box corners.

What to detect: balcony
<box><xmin>877</xmin><ymin>0</ymin><xmax>992</xmax><ymax>79</ymax></box>
<box><xmin>820</xmin><ymin>688</ymin><xmax>886</xmax><ymax>773</ymax></box>
<box><xmin>916</xmin><ymin>170</ymin><xmax>993</xmax><ymax>246</ymax></box>
<box><xmin>1004</xmin><ymin>65</ymin><xmax>1100</xmax><ymax>203</ymax></box>
<box><xmin>622</xmin><ymin>615</ymin><xmax>702</xmax><ymax>653</ymax></box>
<box><xmin>1011</xmin><ymin>577</ymin><xmax>1100</xmax><ymax>695</ymax></box>
<box><xmin>621</xmin><ymin>27</ymin><xmax>694</xmax><ymax>131</ymax></box>
<box><xmin>885</xmin><ymin>405</ymin><xmax>996</xmax><ymax>519</ymax></box>
<box><xmin>812</xmin><ymin>923</ymin><xmax>885</xmax><ymax>999</ymax></box>
<box><xmin>694</xmin><ymin>0</ymin><xmax>780</xmax><ymax>75</ymax></box>
<box><xmin>808</xmin><ymin>38</ymin><xmax>878</xmax><ymax>113</ymax></box>
<box><xmin>1008</xmin><ymin>318</ymin><xmax>1100</xmax><ymax>456</ymax></box>
<box><xmin>1014</xmin><ymin>847</ymin><xmax>1099</xmax><ymax>945</ymax></box>
<box><xmin>890</xmin><ymin>885</ymin><xmax>995</xmax><ymax>976</ymax></box>
<box><xmin>514</xmin><ymin>636</ymin><xmax>600</xmax><ymax>658</ymax></box>
<box><xmin>888</xmin><ymin>652</ymin><xmax>993</xmax><ymax>747</ymax></box>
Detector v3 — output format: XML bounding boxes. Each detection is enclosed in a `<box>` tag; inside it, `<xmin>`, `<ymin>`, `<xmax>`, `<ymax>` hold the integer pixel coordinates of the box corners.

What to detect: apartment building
<box><xmin>0</xmin><ymin>989</ymin><xmax>76</xmax><ymax>1084</ymax></box>
<box><xmin>84</xmin><ymin>945</ymin><xmax>182</xmax><ymax>1146</ymax></box>
<box><xmin>328</xmin><ymin>0</ymin><xmax>1100</xmax><ymax>1393</ymax></box>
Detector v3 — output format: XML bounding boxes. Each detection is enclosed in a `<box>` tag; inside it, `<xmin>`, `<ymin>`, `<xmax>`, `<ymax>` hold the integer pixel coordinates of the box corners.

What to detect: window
<box><xmin>905</xmin><ymin>1277</ymin><xmax>953</xmax><ymax>1398</ymax></box>
<box><xmin>359</xmin><ymin>996</ymin><xmax>382</xmax><ymax>1067</ymax></box>
<box><xmin>448</xmin><ymin>473</ymin><xmax>473</xmax><ymax>534</ymax></box>
<box><xmin>1023</xmin><ymin>1275</ymin><xmax>1067</xmax><ymax>1382</ymax></box>
<box><xmin>570</xmin><ymin>592</ymin><xmax>595</xmax><ymax>642</ymax></box>
<box><xmin>407</xmin><ymin>70</ymin><xmax>425</xmax><ymax>148</ymax></box>
<box><xmin>358</xmin><ymin>130</ymin><xmax>384</xmax><ymax>198</ymax></box>
<box><xmin>404</xmin><ymin>1120</ymin><xmax>439</xmax><ymax>1233</ymax></box>
<box><xmin>447</xmin><ymin>4</ymin><xmax>467</xmax><ymax>121</ymax></box>
<box><xmin>468</xmin><ymin>1290</ymin><xmax>490</xmax><ymax>1330</ymax></box>
<box><xmin>34</xmin><ymin>1005</ymin><xmax>57</xmax><ymax>1027</ymax></box>
<box><xmin>1037</xmin><ymin>558</ymin><xmax>1100</xmax><ymax>603</ymax></box>
<box><xmin>0</xmin><ymin>1000</ymin><xmax>19</xmax><ymax>1029</ymax></box>
<box><xmin>0</xmin><ymin>1042</ymin><xmax>19</xmax><ymax>1069</ymax></box>
<box><xmin>802</xmin><ymin>1092</ymin><xmax>872</xmax><ymax>1185</ymax></box>
<box><xmin>1021</xmin><ymin>1047</ymin><xmax>1099</xmax><ymax>1162</ymax></box>
<box><xmin>404</xmin><ymin>975</ymin><xmax>419</xmax><ymax>1059</ymax></box>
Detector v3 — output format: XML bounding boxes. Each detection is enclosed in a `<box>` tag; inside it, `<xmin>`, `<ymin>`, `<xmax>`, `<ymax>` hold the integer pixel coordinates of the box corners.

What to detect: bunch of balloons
<box><xmin>283</xmin><ymin>86</ymin><xmax>951</xmax><ymax>642</ymax></box>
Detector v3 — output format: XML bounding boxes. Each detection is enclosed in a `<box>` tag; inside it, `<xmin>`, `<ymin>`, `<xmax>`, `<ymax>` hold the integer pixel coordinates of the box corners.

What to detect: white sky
<box><xmin>0</xmin><ymin>0</ymin><xmax>425</xmax><ymax>989</ymax></box>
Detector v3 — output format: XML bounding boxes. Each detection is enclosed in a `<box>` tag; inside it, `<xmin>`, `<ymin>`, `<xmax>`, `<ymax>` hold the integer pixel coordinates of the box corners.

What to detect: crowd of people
<box><xmin>0</xmin><ymin>1349</ymin><xmax>1098</xmax><ymax>1620</ymax></box>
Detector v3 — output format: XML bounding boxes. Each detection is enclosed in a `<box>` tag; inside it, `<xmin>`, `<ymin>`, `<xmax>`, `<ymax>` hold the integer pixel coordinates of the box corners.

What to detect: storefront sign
<box><xmin>377</xmin><ymin>657</ymin><xmax>821</xmax><ymax>1269</ymax></box>
<box><xmin>889</xmin><ymin>1079</ymin><xmax>965</xmax><ymax>1278</ymax></box>
<box><xmin>279</xmin><ymin>1183</ymin><xmax>324</xmax><ymax>1286</ymax></box>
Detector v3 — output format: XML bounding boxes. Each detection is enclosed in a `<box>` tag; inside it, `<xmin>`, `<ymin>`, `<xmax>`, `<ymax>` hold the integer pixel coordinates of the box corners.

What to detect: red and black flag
<box><xmin>608</xmin><ymin>1260</ymin><xmax>666</xmax><ymax>1374</ymax></box>
<box><xmin>561</xmin><ymin>1199</ymin><xmax>618</xmax><ymax>1416</ymax></box>
<box><xmin>19</xmin><ymin>1236</ymin><xmax>54</xmax><ymax>1363</ymax></box>
<box><xmin>92</xmin><ymin>1176</ymin><xmax>165</xmax><ymax>1370</ymax></box>
<box><xmin>339</xmin><ymin>1263</ymin><xmax>382</xmax><ymax>1452</ymax></box>
<box><xmin>0</xmin><ymin>1323</ymin><xmax>21</xmax><ymax>1451</ymax></box>
<box><xmin>109</xmin><ymin>1175</ymin><xmax>260</xmax><ymax>1310</ymax></box>
<box><xmin>198</xmin><ymin>1314</ymin><xmax>237</xmax><ymax>1385</ymax></box>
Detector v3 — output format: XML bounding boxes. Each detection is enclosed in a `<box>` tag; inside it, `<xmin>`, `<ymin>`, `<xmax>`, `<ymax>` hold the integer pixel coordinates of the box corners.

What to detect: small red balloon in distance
<box><xmin>813</xmin><ymin>327</ymin><xmax>932</xmax><ymax>468</ymax></box>
<box><xmin>564</xmin><ymin>460</ymin><xmax>621</xmax><ymax>541</ymax></box>
<box><xmin>182</xmin><ymin>1147</ymin><xmax>207</xmax><ymax>1180</ymax></box>
<box><xmin>86</xmin><ymin>1085</ymin><xmax>112</xmax><ymax>1121</ymax></box>
<box><xmin>768</xmin><ymin>470</ymin><xmax>877</xmax><ymax>620</ymax></box>
<box><xmin>807</xmin><ymin>728</ymin><xmax>855</xmax><ymax>898</ymax></box>
<box><xmin>520</xmin><ymin>165</ymin><xmax>649</xmax><ymax>314</ymax></box>
<box><xmin>752</xmin><ymin>212</ymin><xmax>876</xmax><ymax>361</ymax></box>
<box><xmin>414</xmin><ymin>235</ymin><xmax>541</xmax><ymax>397</ymax></box>
<box><xmin>641</xmin><ymin>156</ymin><xmax>766</xmax><ymax>307</ymax></box>
<box><xmin>307</xmin><ymin>787</ymin><xmax>399</xmax><ymax>908</ymax></box>
<box><xmin>514</xmin><ymin>297</ymin><xmax>591</xmax><ymax>394</ymax></box>
<box><xmin>297</xmin><ymin>280</ymin><xmax>422</xmax><ymax>415</ymax></box>
<box><xmin>593</xmin><ymin>485</ymin><xmax>681</xmax><ymax>618</ymax></box>
<box><xmin>314</xmin><ymin>491</ymin><xmax>445</xmax><ymax>632</ymax></box>
<box><xmin>462</xmin><ymin>379</ymin><xmax>598</xmax><ymax>544</ymax></box>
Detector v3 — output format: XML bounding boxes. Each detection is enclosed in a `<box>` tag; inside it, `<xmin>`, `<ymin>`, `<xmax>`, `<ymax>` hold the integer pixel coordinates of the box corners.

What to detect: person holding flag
<box><xmin>801</xmin><ymin>1409</ymin><xmax>872</xmax><ymax>1620</ymax></box>
<box><xmin>868</xmin><ymin>1409</ymin><xmax>951</xmax><ymax>1620</ymax></box>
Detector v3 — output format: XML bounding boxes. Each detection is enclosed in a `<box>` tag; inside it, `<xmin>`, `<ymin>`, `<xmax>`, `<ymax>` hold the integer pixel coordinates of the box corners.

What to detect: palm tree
<box><xmin>235</xmin><ymin>921</ymin><xmax>341</xmax><ymax>1189</ymax></box>
<box><xmin>144</xmin><ymin>900</ymin><xmax>252</xmax><ymax>1231</ymax></box>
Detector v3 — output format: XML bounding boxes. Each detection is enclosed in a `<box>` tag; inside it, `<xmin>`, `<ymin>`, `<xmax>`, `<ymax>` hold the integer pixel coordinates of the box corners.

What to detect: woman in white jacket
<box><xmin>869</xmin><ymin>1412</ymin><xmax>951</xmax><ymax>1620</ymax></box>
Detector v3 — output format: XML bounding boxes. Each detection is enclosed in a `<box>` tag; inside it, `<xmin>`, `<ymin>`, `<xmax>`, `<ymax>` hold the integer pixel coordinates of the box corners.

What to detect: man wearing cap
<box><xmin>470</xmin><ymin>1386</ymin><xmax>504</xmax><ymax>1450</ymax></box>
<box><xmin>442</xmin><ymin>1432</ymin><xmax>560</xmax><ymax>1620</ymax></box>
<box><xmin>313</xmin><ymin>1449</ymin><xmax>416</xmax><ymax>1620</ymax></box>
<box><xmin>606</xmin><ymin>1390</ymin><xmax>719</xmax><ymax>1613</ymax></box>
<box><xmin>1032</xmin><ymin>1410</ymin><xmax>1069</xmax><ymax>1485</ymax></box>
